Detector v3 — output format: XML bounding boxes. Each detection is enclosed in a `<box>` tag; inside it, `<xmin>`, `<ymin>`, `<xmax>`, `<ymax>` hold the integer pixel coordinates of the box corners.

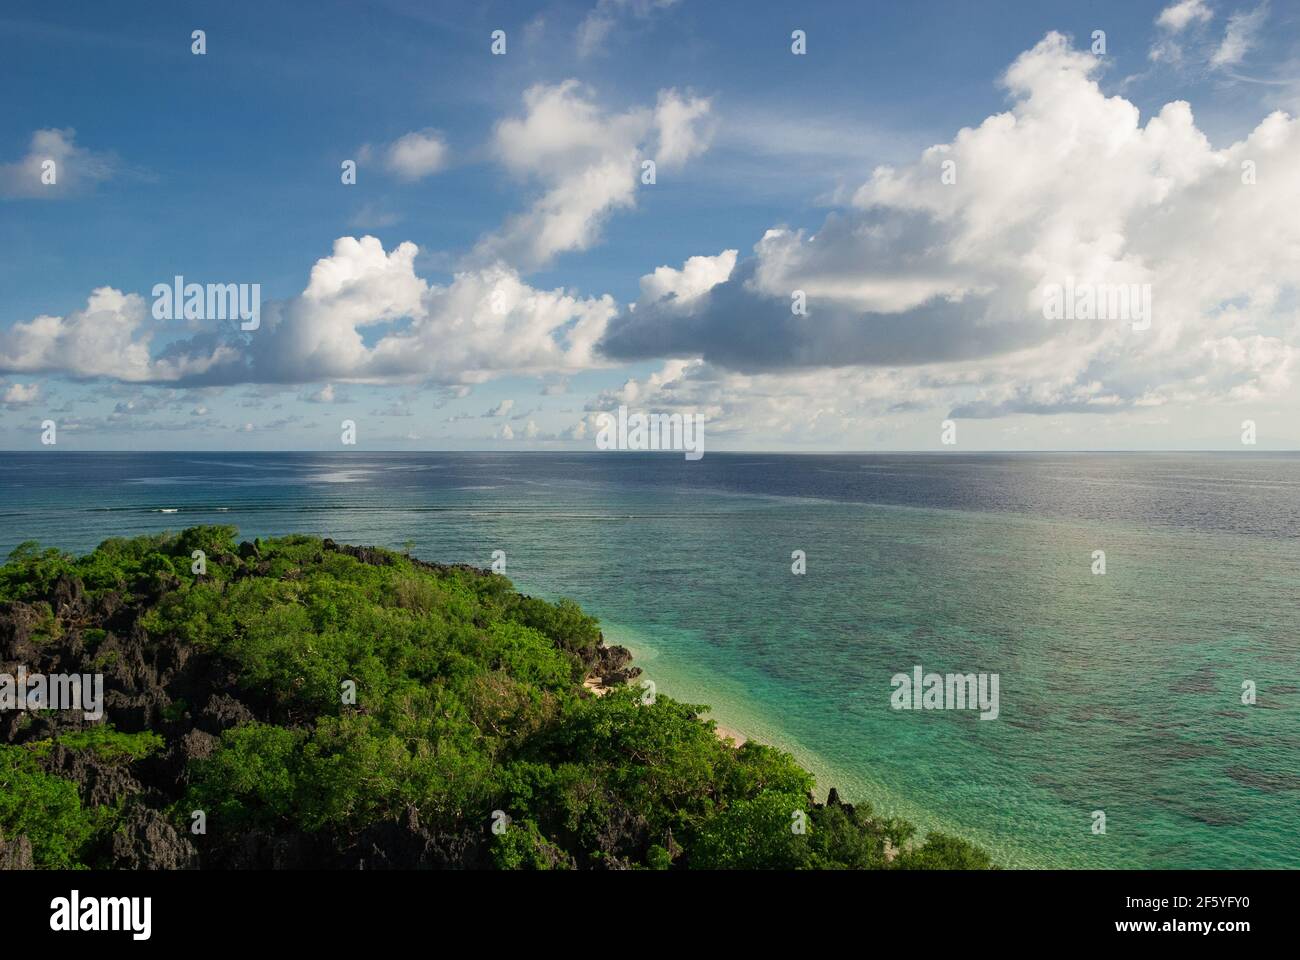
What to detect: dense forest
<box><xmin>0</xmin><ymin>527</ymin><xmax>993</xmax><ymax>870</ymax></box>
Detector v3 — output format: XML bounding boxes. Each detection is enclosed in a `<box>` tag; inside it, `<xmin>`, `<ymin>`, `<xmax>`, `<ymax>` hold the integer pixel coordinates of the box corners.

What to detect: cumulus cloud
<box><xmin>1</xmin><ymin>382</ymin><xmax>40</xmax><ymax>405</ymax></box>
<box><xmin>4</xmin><ymin>236</ymin><xmax>620</xmax><ymax>388</ymax></box>
<box><xmin>495</xmin><ymin>416</ymin><xmax>564</xmax><ymax>442</ymax></box>
<box><xmin>379</xmin><ymin>129</ymin><xmax>449</xmax><ymax>181</ymax></box>
<box><xmin>303</xmin><ymin>384</ymin><xmax>337</xmax><ymax>403</ymax></box>
<box><xmin>13</xmin><ymin>31</ymin><xmax>1298</xmax><ymax>440</ymax></box>
<box><xmin>654</xmin><ymin>89</ymin><xmax>715</xmax><ymax>168</ymax></box>
<box><xmin>0</xmin><ymin>287</ymin><xmax>239</xmax><ymax>382</ymax></box>
<box><xmin>473</xmin><ymin>81</ymin><xmax>711</xmax><ymax>269</ymax></box>
<box><xmin>1157</xmin><ymin>0</ymin><xmax>1214</xmax><ymax>32</ymax></box>
<box><xmin>638</xmin><ymin>249</ymin><xmax>738</xmax><ymax>304</ymax></box>
<box><xmin>600</xmin><ymin>32</ymin><xmax>1300</xmax><ymax>419</ymax></box>
<box><xmin>247</xmin><ymin>236</ymin><xmax>615</xmax><ymax>384</ymax></box>
<box><xmin>580</xmin><ymin>357</ymin><xmax>939</xmax><ymax>445</ymax></box>
<box><xmin>0</xmin><ymin>128</ymin><xmax>119</xmax><ymax>198</ymax></box>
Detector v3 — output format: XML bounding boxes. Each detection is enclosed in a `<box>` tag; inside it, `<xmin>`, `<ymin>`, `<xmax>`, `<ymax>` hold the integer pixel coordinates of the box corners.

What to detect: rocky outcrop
<box><xmin>196</xmin><ymin>693</ymin><xmax>254</xmax><ymax>735</ymax></box>
<box><xmin>322</xmin><ymin>539</ymin><xmax>395</xmax><ymax>567</ymax></box>
<box><xmin>334</xmin><ymin>806</ymin><xmax>490</xmax><ymax>870</ymax></box>
<box><xmin>0</xmin><ymin>832</ymin><xmax>35</xmax><ymax>870</ymax></box>
<box><xmin>109</xmin><ymin>806</ymin><xmax>199</xmax><ymax>870</ymax></box>
<box><xmin>591</xmin><ymin>642</ymin><xmax>641</xmax><ymax>688</ymax></box>
<box><xmin>42</xmin><ymin>743</ymin><xmax>143</xmax><ymax>808</ymax></box>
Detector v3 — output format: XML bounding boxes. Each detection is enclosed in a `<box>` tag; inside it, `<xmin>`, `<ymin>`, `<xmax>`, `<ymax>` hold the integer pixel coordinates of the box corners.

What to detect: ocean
<box><xmin>1</xmin><ymin>450</ymin><xmax>1296</xmax><ymax>868</ymax></box>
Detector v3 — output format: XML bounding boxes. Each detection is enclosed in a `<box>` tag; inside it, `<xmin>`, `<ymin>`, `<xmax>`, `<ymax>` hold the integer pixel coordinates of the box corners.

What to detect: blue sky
<box><xmin>2</xmin><ymin>0</ymin><xmax>1298</xmax><ymax>450</ymax></box>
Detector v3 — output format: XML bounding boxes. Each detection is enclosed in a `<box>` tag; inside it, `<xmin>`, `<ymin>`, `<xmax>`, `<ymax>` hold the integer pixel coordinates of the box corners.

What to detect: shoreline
<box><xmin>583</xmin><ymin>673</ymin><xmax>749</xmax><ymax>747</ymax></box>
<box><xmin>590</xmin><ymin>622</ymin><xmax>1050</xmax><ymax>868</ymax></box>
<box><xmin>712</xmin><ymin>723</ymin><xmax>748</xmax><ymax>747</ymax></box>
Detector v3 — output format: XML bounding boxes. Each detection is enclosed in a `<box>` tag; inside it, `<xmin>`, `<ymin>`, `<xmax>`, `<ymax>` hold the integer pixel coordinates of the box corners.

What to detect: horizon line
<box><xmin>3</xmin><ymin>448</ymin><xmax>1298</xmax><ymax>455</ymax></box>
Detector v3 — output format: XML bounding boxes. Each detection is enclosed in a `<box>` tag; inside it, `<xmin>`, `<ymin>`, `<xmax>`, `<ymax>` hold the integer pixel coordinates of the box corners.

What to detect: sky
<box><xmin>2</xmin><ymin>0</ymin><xmax>1299</xmax><ymax>451</ymax></box>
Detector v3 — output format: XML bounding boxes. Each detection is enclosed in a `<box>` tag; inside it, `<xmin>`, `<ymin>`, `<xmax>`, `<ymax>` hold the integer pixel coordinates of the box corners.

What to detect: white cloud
<box><xmin>493</xmin><ymin>416</ymin><xmax>563</xmax><ymax>442</ymax></box>
<box><xmin>0</xmin><ymin>287</ymin><xmax>237</xmax><ymax>382</ymax></box>
<box><xmin>1151</xmin><ymin>0</ymin><xmax>1215</xmax><ymax>61</ymax></box>
<box><xmin>0</xmin><ymin>128</ymin><xmax>118</xmax><ymax>198</ymax></box>
<box><xmin>1157</xmin><ymin>0</ymin><xmax>1213</xmax><ymax>32</ymax></box>
<box><xmin>576</xmin><ymin>0</ymin><xmax>679</xmax><ymax>57</ymax></box>
<box><xmin>305</xmin><ymin>384</ymin><xmax>337</xmax><ymax>403</ymax></box>
<box><xmin>601</xmin><ymin>32</ymin><xmax>1300</xmax><ymax>423</ymax></box>
<box><xmin>654</xmin><ymin>89</ymin><xmax>715</xmax><ymax>168</ymax></box>
<box><xmin>5</xmin><ymin>235</ymin><xmax>620</xmax><ymax>389</ymax></box>
<box><xmin>474</xmin><ymin>81</ymin><xmax>711</xmax><ymax>269</ymax></box>
<box><xmin>1</xmin><ymin>382</ymin><xmax>40</xmax><ymax>405</ymax></box>
<box><xmin>15</xmin><ymin>30</ymin><xmax>1299</xmax><ymax>445</ymax></box>
<box><xmin>1211</xmin><ymin>3</ymin><xmax>1268</xmax><ymax>68</ymax></box>
<box><xmin>381</xmin><ymin>129</ymin><xmax>448</xmax><ymax>181</ymax></box>
<box><xmin>250</xmin><ymin>236</ymin><xmax>617</xmax><ymax>384</ymax></box>
<box><xmin>639</xmin><ymin>250</ymin><xmax>737</xmax><ymax>304</ymax></box>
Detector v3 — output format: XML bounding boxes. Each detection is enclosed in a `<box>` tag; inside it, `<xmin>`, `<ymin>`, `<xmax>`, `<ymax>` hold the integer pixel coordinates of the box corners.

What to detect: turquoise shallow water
<box><xmin>1</xmin><ymin>451</ymin><xmax>1297</xmax><ymax>867</ymax></box>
